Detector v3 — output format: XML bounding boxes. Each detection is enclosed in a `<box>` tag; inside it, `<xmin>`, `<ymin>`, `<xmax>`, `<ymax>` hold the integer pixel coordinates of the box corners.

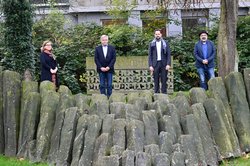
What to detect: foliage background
<box><xmin>1</xmin><ymin>0</ymin><xmax>35</xmax><ymax>75</ymax></box>
<box><xmin>32</xmin><ymin>11</ymin><xmax>103</xmax><ymax>93</ymax></box>
<box><xmin>237</xmin><ymin>16</ymin><xmax>250</xmax><ymax>72</ymax></box>
<box><xmin>0</xmin><ymin>9</ymin><xmax>249</xmax><ymax>93</ymax></box>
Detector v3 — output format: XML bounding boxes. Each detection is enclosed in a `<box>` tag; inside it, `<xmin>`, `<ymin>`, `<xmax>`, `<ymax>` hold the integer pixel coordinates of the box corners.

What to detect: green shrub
<box><xmin>237</xmin><ymin>16</ymin><xmax>250</xmax><ymax>72</ymax></box>
<box><xmin>102</xmin><ymin>24</ymin><xmax>151</xmax><ymax>56</ymax></box>
<box><xmin>0</xmin><ymin>23</ymin><xmax>5</xmax><ymax>66</ymax></box>
<box><xmin>53</xmin><ymin>24</ymin><xmax>102</xmax><ymax>93</ymax></box>
<box><xmin>32</xmin><ymin>10</ymin><xmax>103</xmax><ymax>93</ymax></box>
<box><xmin>2</xmin><ymin>0</ymin><xmax>35</xmax><ymax>75</ymax></box>
<box><xmin>169</xmin><ymin>38</ymin><xmax>199</xmax><ymax>91</ymax></box>
<box><xmin>1</xmin><ymin>7</ymin><xmax>249</xmax><ymax>93</ymax></box>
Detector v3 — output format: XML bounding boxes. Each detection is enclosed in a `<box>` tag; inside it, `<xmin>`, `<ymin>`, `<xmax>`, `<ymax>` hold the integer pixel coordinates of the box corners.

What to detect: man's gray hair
<box><xmin>100</xmin><ymin>35</ymin><xmax>109</xmax><ymax>40</ymax></box>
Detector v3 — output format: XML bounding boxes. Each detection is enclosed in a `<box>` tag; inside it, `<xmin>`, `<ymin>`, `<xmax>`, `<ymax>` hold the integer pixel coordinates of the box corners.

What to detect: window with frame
<box><xmin>141</xmin><ymin>11</ymin><xmax>168</xmax><ymax>37</ymax></box>
<box><xmin>142</xmin><ymin>19</ymin><xmax>167</xmax><ymax>37</ymax></box>
<box><xmin>181</xmin><ymin>9</ymin><xmax>208</xmax><ymax>38</ymax></box>
<box><xmin>101</xmin><ymin>19</ymin><xmax>127</xmax><ymax>26</ymax></box>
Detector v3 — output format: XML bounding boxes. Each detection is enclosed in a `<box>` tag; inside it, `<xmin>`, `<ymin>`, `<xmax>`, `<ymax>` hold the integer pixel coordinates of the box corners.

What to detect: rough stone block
<box><xmin>139</xmin><ymin>90</ymin><xmax>153</xmax><ymax>104</ymax></box>
<box><xmin>90</xmin><ymin>101</ymin><xmax>109</xmax><ymax>119</ymax></box>
<box><xmin>125</xmin><ymin>104</ymin><xmax>140</xmax><ymax>121</ymax></box>
<box><xmin>153</xmin><ymin>93</ymin><xmax>170</xmax><ymax>103</ymax></box>
<box><xmin>182</xmin><ymin>114</ymin><xmax>206</xmax><ymax>165</ymax></box>
<box><xmin>154</xmin><ymin>153</ymin><xmax>170</xmax><ymax>166</ymax></box>
<box><xmin>92</xmin><ymin>133</ymin><xmax>109</xmax><ymax>166</ymax></box>
<box><xmin>134</xmin><ymin>97</ymin><xmax>148</xmax><ymax>115</ymax></box>
<box><xmin>78</xmin><ymin>115</ymin><xmax>102</xmax><ymax>166</ymax></box>
<box><xmin>74</xmin><ymin>93</ymin><xmax>90</xmax><ymax>115</ymax></box>
<box><xmin>166</xmin><ymin>104</ymin><xmax>182</xmax><ymax>139</ymax></box>
<box><xmin>112</xmin><ymin>119</ymin><xmax>126</xmax><ymax>150</ymax></box>
<box><xmin>135</xmin><ymin>152</ymin><xmax>151</xmax><ymax>166</ymax></box>
<box><xmin>148</xmin><ymin>101</ymin><xmax>163</xmax><ymax>120</ymax></box>
<box><xmin>122</xmin><ymin>150</ymin><xmax>135</xmax><ymax>166</ymax></box>
<box><xmin>171</xmin><ymin>151</ymin><xmax>185</xmax><ymax>166</ymax></box>
<box><xmin>208</xmin><ymin>77</ymin><xmax>234</xmax><ymax>130</ymax></box>
<box><xmin>58</xmin><ymin>85</ymin><xmax>72</xmax><ymax>95</ymax></box>
<box><xmin>203</xmin><ymin>99</ymin><xmax>236</xmax><ymax>158</ymax></box>
<box><xmin>172</xmin><ymin>95</ymin><xmax>191</xmax><ymax>119</ymax></box>
<box><xmin>127</xmin><ymin>92</ymin><xmax>140</xmax><ymax>104</ymax></box>
<box><xmin>48</xmin><ymin>111</ymin><xmax>65</xmax><ymax>164</ymax></box>
<box><xmin>110</xmin><ymin>102</ymin><xmax>126</xmax><ymax>119</ymax></box>
<box><xmin>144</xmin><ymin>144</ymin><xmax>159</xmax><ymax>165</ymax></box>
<box><xmin>192</xmin><ymin>103</ymin><xmax>219</xmax><ymax>165</ymax></box>
<box><xmin>109</xmin><ymin>92</ymin><xmax>126</xmax><ymax>103</ymax></box>
<box><xmin>101</xmin><ymin>114</ymin><xmax>115</xmax><ymax>134</ymax></box>
<box><xmin>56</xmin><ymin>107</ymin><xmax>79</xmax><ymax>165</ymax></box>
<box><xmin>17</xmin><ymin>92</ymin><xmax>40</xmax><ymax>158</ymax></box>
<box><xmin>39</xmin><ymin>81</ymin><xmax>56</xmax><ymax>97</ymax></box>
<box><xmin>172</xmin><ymin>143</ymin><xmax>182</xmax><ymax>153</ymax></box>
<box><xmin>71</xmin><ymin>115</ymin><xmax>89</xmax><ymax>166</ymax></box>
<box><xmin>180</xmin><ymin>135</ymin><xmax>199</xmax><ymax>166</ymax></box>
<box><xmin>97</xmin><ymin>155</ymin><xmax>119</xmax><ymax>166</ymax></box>
<box><xmin>189</xmin><ymin>87</ymin><xmax>207</xmax><ymax>105</ymax></box>
<box><xmin>127</xmin><ymin>120</ymin><xmax>144</xmax><ymax>153</ymax></box>
<box><xmin>90</xmin><ymin>94</ymin><xmax>108</xmax><ymax>105</ymax></box>
<box><xmin>36</xmin><ymin>91</ymin><xmax>59</xmax><ymax>161</ymax></box>
<box><xmin>159</xmin><ymin>132</ymin><xmax>173</xmax><ymax>155</ymax></box>
<box><xmin>142</xmin><ymin>110</ymin><xmax>158</xmax><ymax>145</ymax></box>
<box><xmin>48</xmin><ymin>93</ymin><xmax>75</xmax><ymax>164</ymax></box>
<box><xmin>225</xmin><ymin>72</ymin><xmax>250</xmax><ymax>152</ymax></box>
<box><xmin>3</xmin><ymin>71</ymin><xmax>21</xmax><ymax>156</ymax></box>
<box><xmin>110</xmin><ymin>145</ymin><xmax>124</xmax><ymax>157</ymax></box>
<box><xmin>158</xmin><ymin>115</ymin><xmax>176</xmax><ymax>143</ymax></box>
<box><xmin>18</xmin><ymin>81</ymin><xmax>38</xmax><ymax>156</ymax></box>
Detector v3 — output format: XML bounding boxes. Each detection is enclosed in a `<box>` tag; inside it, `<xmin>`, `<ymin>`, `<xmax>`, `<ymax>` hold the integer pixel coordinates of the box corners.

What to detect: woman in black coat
<box><xmin>40</xmin><ymin>40</ymin><xmax>59</xmax><ymax>87</ymax></box>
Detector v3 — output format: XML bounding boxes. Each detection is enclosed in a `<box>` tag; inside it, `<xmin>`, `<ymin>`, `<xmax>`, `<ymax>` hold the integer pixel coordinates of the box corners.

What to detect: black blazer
<box><xmin>194</xmin><ymin>40</ymin><xmax>216</xmax><ymax>68</ymax></box>
<box><xmin>94</xmin><ymin>45</ymin><xmax>116</xmax><ymax>73</ymax></box>
<box><xmin>148</xmin><ymin>40</ymin><xmax>171</xmax><ymax>68</ymax></box>
<box><xmin>40</xmin><ymin>52</ymin><xmax>59</xmax><ymax>86</ymax></box>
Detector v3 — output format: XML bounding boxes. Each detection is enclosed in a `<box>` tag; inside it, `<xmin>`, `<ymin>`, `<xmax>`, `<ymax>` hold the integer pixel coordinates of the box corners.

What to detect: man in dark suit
<box><xmin>148</xmin><ymin>29</ymin><xmax>171</xmax><ymax>94</ymax></box>
<box><xmin>194</xmin><ymin>30</ymin><xmax>216</xmax><ymax>90</ymax></box>
<box><xmin>94</xmin><ymin>35</ymin><xmax>116</xmax><ymax>97</ymax></box>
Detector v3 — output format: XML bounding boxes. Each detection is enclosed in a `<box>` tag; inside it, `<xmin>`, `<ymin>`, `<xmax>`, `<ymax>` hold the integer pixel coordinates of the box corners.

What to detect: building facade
<box><xmin>32</xmin><ymin>0</ymin><xmax>250</xmax><ymax>37</ymax></box>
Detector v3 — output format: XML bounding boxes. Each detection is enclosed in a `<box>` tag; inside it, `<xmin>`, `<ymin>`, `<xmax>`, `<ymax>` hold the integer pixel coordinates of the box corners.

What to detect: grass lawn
<box><xmin>220</xmin><ymin>155</ymin><xmax>250</xmax><ymax>166</ymax></box>
<box><xmin>0</xmin><ymin>154</ymin><xmax>249</xmax><ymax>166</ymax></box>
<box><xmin>0</xmin><ymin>155</ymin><xmax>48</xmax><ymax>166</ymax></box>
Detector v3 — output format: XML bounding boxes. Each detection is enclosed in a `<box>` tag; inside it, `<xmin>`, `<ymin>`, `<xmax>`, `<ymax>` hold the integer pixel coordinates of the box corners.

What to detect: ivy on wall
<box><xmin>237</xmin><ymin>16</ymin><xmax>250</xmax><ymax>72</ymax></box>
<box><xmin>2</xmin><ymin>0</ymin><xmax>35</xmax><ymax>75</ymax></box>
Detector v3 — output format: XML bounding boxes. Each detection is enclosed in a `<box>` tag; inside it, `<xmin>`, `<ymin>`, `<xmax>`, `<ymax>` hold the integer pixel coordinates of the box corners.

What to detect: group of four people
<box><xmin>40</xmin><ymin>29</ymin><xmax>216</xmax><ymax>97</ymax></box>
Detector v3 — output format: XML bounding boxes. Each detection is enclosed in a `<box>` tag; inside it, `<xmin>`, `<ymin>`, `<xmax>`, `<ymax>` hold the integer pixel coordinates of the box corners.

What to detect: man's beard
<box><xmin>156</xmin><ymin>37</ymin><xmax>161</xmax><ymax>41</ymax></box>
<box><xmin>201</xmin><ymin>37</ymin><xmax>207</xmax><ymax>41</ymax></box>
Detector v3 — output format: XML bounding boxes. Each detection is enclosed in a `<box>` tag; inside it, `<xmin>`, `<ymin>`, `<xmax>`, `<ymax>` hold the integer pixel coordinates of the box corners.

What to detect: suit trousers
<box><xmin>153</xmin><ymin>61</ymin><xmax>168</xmax><ymax>94</ymax></box>
<box><xmin>99</xmin><ymin>72</ymin><xmax>113</xmax><ymax>97</ymax></box>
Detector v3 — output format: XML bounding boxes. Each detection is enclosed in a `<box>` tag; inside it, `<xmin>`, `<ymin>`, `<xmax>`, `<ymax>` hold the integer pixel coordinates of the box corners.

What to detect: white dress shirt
<box><xmin>102</xmin><ymin>45</ymin><xmax>108</xmax><ymax>58</ymax></box>
<box><xmin>156</xmin><ymin>41</ymin><xmax>161</xmax><ymax>61</ymax></box>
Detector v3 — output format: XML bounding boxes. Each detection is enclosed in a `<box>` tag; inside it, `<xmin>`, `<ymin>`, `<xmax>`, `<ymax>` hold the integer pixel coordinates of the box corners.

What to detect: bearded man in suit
<box><xmin>94</xmin><ymin>35</ymin><xmax>116</xmax><ymax>97</ymax></box>
<box><xmin>194</xmin><ymin>30</ymin><xmax>216</xmax><ymax>90</ymax></box>
<box><xmin>148</xmin><ymin>29</ymin><xmax>171</xmax><ymax>94</ymax></box>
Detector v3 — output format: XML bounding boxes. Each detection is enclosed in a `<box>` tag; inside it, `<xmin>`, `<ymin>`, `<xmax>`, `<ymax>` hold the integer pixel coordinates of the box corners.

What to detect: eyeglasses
<box><xmin>44</xmin><ymin>43</ymin><xmax>52</xmax><ymax>46</ymax></box>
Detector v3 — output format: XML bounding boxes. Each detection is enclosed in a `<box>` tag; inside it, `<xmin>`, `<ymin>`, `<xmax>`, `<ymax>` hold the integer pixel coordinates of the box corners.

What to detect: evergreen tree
<box><xmin>2</xmin><ymin>0</ymin><xmax>35</xmax><ymax>76</ymax></box>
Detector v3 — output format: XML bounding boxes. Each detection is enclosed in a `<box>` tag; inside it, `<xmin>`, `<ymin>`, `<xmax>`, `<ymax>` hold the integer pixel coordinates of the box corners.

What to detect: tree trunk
<box><xmin>217</xmin><ymin>0</ymin><xmax>239</xmax><ymax>78</ymax></box>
